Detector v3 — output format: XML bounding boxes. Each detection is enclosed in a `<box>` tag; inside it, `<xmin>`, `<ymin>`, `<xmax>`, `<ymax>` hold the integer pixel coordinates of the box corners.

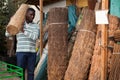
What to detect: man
<box><xmin>6</xmin><ymin>8</ymin><xmax>39</xmax><ymax>80</ymax></box>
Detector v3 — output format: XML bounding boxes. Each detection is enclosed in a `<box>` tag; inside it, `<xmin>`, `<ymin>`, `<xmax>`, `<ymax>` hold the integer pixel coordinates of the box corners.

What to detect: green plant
<box><xmin>0</xmin><ymin>0</ymin><xmax>9</xmax><ymax>55</ymax></box>
<box><xmin>0</xmin><ymin>0</ymin><xmax>19</xmax><ymax>55</ymax></box>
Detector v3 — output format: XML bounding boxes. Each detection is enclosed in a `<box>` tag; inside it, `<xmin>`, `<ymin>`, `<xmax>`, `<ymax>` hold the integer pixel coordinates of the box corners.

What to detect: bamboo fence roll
<box><xmin>68</xmin><ymin>7</ymin><xmax>87</xmax><ymax>61</ymax></box>
<box><xmin>48</xmin><ymin>8</ymin><xmax>68</xmax><ymax>80</ymax></box>
<box><xmin>108</xmin><ymin>15</ymin><xmax>119</xmax><ymax>25</ymax></box>
<box><xmin>6</xmin><ymin>4</ymin><xmax>29</xmax><ymax>35</ymax></box>
<box><xmin>68</xmin><ymin>8</ymin><xmax>87</xmax><ymax>55</ymax></box>
<box><xmin>108</xmin><ymin>54</ymin><xmax>120</xmax><ymax>80</ymax></box>
<box><xmin>88</xmin><ymin>25</ymin><xmax>101</xmax><ymax>80</ymax></box>
<box><xmin>114</xmin><ymin>30</ymin><xmax>120</xmax><ymax>41</ymax></box>
<box><xmin>108</xmin><ymin>15</ymin><xmax>119</xmax><ymax>38</ymax></box>
<box><xmin>108</xmin><ymin>15</ymin><xmax>120</xmax><ymax>75</ymax></box>
<box><xmin>113</xmin><ymin>43</ymin><xmax>120</xmax><ymax>54</ymax></box>
<box><xmin>64</xmin><ymin>9</ymin><xmax>96</xmax><ymax>80</ymax></box>
<box><xmin>88</xmin><ymin>3</ymin><xmax>101</xmax><ymax>80</ymax></box>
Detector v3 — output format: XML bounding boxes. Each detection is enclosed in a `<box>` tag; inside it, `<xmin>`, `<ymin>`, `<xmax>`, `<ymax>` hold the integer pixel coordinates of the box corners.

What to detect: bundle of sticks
<box><xmin>113</xmin><ymin>42</ymin><xmax>120</xmax><ymax>54</ymax></box>
<box><xmin>48</xmin><ymin>8</ymin><xmax>68</xmax><ymax>80</ymax></box>
<box><xmin>64</xmin><ymin>9</ymin><xmax>96</xmax><ymax>80</ymax></box>
<box><xmin>114</xmin><ymin>30</ymin><xmax>120</xmax><ymax>42</ymax></box>
<box><xmin>6</xmin><ymin>4</ymin><xmax>29</xmax><ymax>35</ymax></box>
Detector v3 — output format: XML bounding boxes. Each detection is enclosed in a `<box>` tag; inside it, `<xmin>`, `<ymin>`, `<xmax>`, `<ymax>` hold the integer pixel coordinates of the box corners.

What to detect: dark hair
<box><xmin>27</xmin><ymin>8</ymin><xmax>35</xmax><ymax>13</ymax></box>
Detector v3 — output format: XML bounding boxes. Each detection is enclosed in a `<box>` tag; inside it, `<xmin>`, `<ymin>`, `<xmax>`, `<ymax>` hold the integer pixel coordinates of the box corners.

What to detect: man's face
<box><xmin>26</xmin><ymin>10</ymin><xmax>35</xmax><ymax>22</ymax></box>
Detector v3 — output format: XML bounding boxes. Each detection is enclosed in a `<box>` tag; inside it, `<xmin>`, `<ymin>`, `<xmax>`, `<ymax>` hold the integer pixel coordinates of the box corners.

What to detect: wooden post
<box><xmin>101</xmin><ymin>24</ymin><xmax>107</xmax><ymax>80</ymax></box>
<box><xmin>39</xmin><ymin>0</ymin><xmax>43</xmax><ymax>57</ymax></box>
<box><xmin>101</xmin><ymin>0</ymin><xmax>108</xmax><ymax>80</ymax></box>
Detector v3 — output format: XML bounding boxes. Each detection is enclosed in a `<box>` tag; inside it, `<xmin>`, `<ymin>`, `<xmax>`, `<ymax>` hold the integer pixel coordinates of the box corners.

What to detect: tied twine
<box><xmin>48</xmin><ymin>22</ymin><xmax>68</xmax><ymax>26</ymax></box>
<box><xmin>79</xmin><ymin>29</ymin><xmax>95</xmax><ymax>36</ymax></box>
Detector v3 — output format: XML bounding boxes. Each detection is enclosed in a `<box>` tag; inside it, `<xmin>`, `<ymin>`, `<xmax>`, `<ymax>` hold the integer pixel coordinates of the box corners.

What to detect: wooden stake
<box><xmin>101</xmin><ymin>0</ymin><xmax>108</xmax><ymax>80</ymax></box>
<box><xmin>39</xmin><ymin>0</ymin><xmax>43</xmax><ymax>57</ymax></box>
<box><xmin>101</xmin><ymin>25</ymin><xmax>107</xmax><ymax>80</ymax></box>
<box><xmin>102</xmin><ymin>0</ymin><xmax>109</xmax><ymax>9</ymax></box>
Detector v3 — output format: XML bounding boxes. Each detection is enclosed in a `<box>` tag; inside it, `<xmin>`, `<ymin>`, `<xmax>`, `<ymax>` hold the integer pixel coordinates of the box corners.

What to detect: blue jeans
<box><xmin>16</xmin><ymin>52</ymin><xmax>36</xmax><ymax>80</ymax></box>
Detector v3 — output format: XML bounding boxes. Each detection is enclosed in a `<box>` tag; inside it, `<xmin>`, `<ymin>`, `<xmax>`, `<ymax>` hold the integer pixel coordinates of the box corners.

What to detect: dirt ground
<box><xmin>0</xmin><ymin>71</ymin><xmax>20</xmax><ymax>80</ymax></box>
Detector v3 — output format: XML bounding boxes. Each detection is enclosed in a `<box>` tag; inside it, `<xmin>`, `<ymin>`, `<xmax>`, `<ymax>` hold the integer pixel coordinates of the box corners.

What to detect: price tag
<box><xmin>95</xmin><ymin>10</ymin><xmax>109</xmax><ymax>24</ymax></box>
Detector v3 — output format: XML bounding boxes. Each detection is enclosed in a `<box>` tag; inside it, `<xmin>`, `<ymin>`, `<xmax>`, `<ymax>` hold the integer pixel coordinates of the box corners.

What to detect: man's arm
<box><xmin>23</xmin><ymin>25</ymin><xmax>39</xmax><ymax>40</ymax></box>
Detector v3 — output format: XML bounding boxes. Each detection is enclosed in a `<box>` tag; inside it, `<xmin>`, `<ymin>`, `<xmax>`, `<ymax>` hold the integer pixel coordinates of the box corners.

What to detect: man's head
<box><xmin>26</xmin><ymin>8</ymin><xmax>35</xmax><ymax>23</ymax></box>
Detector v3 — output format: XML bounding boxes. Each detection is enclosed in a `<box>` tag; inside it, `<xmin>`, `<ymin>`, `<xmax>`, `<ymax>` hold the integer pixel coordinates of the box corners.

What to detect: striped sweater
<box><xmin>6</xmin><ymin>22</ymin><xmax>40</xmax><ymax>53</ymax></box>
